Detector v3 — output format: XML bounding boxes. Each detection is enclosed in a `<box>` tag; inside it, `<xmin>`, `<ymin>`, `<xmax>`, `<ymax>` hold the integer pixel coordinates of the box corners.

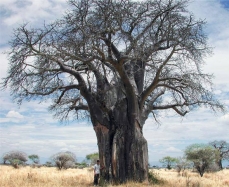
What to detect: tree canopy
<box><xmin>86</xmin><ymin>152</ymin><xmax>99</xmax><ymax>166</ymax></box>
<box><xmin>159</xmin><ymin>156</ymin><xmax>178</xmax><ymax>169</ymax></box>
<box><xmin>2</xmin><ymin>0</ymin><xmax>223</xmax><ymax>122</ymax></box>
<box><xmin>2</xmin><ymin>151</ymin><xmax>28</xmax><ymax>168</ymax></box>
<box><xmin>185</xmin><ymin>144</ymin><xmax>220</xmax><ymax>177</ymax></box>
<box><xmin>28</xmin><ymin>154</ymin><xmax>40</xmax><ymax>164</ymax></box>
<box><xmin>51</xmin><ymin>151</ymin><xmax>77</xmax><ymax>170</ymax></box>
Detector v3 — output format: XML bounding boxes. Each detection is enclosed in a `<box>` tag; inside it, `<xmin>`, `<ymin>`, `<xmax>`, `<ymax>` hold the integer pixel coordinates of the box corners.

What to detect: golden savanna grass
<box><xmin>1</xmin><ymin>165</ymin><xmax>229</xmax><ymax>187</ymax></box>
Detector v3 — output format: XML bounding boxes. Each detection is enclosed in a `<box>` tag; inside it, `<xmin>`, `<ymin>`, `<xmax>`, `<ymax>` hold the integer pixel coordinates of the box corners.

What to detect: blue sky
<box><xmin>220</xmin><ymin>0</ymin><xmax>229</xmax><ymax>8</ymax></box>
<box><xmin>0</xmin><ymin>0</ymin><xmax>229</xmax><ymax>166</ymax></box>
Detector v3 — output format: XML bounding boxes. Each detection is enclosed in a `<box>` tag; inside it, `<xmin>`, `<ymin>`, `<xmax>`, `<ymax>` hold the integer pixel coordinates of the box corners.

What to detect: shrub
<box><xmin>148</xmin><ymin>170</ymin><xmax>164</xmax><ymax>185</ymax></box>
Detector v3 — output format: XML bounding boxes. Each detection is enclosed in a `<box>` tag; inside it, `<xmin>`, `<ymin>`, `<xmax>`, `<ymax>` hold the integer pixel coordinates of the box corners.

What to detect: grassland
<box><xmin>0</xmin><ymin>165</ymin><xmax>229</xmax><ymax>187</ymax></box>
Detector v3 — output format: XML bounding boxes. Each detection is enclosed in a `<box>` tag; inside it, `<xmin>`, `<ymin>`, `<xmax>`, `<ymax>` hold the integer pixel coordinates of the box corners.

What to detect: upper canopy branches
<box><xmin>2</xmin><ymin>0</ymin><xmax>224</xmax><ymax>122</ymax></box>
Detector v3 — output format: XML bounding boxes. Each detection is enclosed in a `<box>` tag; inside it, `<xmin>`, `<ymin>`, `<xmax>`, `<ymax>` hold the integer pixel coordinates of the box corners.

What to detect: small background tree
<box><xmin>209</xmin><ymin>140</ymin><xmax>229</xmax><ymax>170</ymax></box>
<box><xmin>51</xmin><ymin>151</ymin><xmax>76</xmax><ymax>170</ymax></box>
<box><xmin>76</xmin><ymin>160</ymin><xmax>88</xmax><ymax>169</ymax></box>
<box><xmin>3</xmin><ymin>151</ymin><xmax>28</xmax><ymax>168</ymax></box>
<box><xmin>185</xmin><ymin>144</ymin><xmax>220</xmax><ymax>177</ymax></box>
<box><xmin>45</xmin><ymin>161</ymin><xmax>53</xmax><ymax>167</ymax></box>
<box><xmin>175</xmin><ymin>157</ymin><xmax>192</xmax><ymax>176</ymax></box>
<box><xmin>159</xmin><ymin>156</ymin><xmax>178</xmax><ymax>170</ymax></box>
<box><xmin>28</xmin><ymin>154</ymin><xmax>40</xmax><ymax>164</ymax></box>
<box><xmin>86</xmin><ymin>152</ymin><xmax>99</xmax><ymax>166</ymax></box>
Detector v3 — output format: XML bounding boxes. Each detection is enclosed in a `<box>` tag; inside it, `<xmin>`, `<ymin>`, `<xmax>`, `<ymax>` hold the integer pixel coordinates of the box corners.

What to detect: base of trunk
<box><xmin>94</xmin><ymin>123</ymin><xmax>148</xmax><ymax>184</ymax></box>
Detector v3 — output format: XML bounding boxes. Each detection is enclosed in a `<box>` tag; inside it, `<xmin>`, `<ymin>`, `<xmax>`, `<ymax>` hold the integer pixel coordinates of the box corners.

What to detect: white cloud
<box><xmin>1</xmin><ymin>110</ymin><xmax>25</xmax><ymax>123</ymax></box>
<box><xmin>144</xmin><ymin>105</ymin><xmax>229</xmax><ymax>162</ymax></box>
<box><xmin>165</xmin><ymin>147</ymin><xmax>182</xmax><ymax>153</ymax></box>
<box><xmin>188</xmin><ymin>0</ymin><xmax>229</xmax><ymax>87</ymax></box>
<box><xmin>6</xmin><ymin>110</ymin><xmax>24</xmax><ymax>119</ymax></box>
<box><xmin>60</xmin><ymin>147</ymin><xmax>69</xmax><ymax>152</ymax></box>
<box><xmin>214</xmin><ymin>90</ymin><xmax>222</xmax><ymax>95</ymax></box>
<box><xmin>219</xmin><ymin>113</ymin><xmax>229</xmax><ymax>124</ymax></box>
<box><xmin>1</xmin><ymin>0</ymin><xmax>68</xmax><ymax>26</ymax></box>
<box><xmin>0</xmin><ymin>123</ymin><xmax>97</xmax><ymax>160</ymax></box>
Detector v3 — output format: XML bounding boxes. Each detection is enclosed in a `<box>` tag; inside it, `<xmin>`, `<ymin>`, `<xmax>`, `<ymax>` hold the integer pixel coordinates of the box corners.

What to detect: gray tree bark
<box><xmin>93</xmin><ymin>99</ymin><xmax>148</xmax><ymax>183</ymax></box>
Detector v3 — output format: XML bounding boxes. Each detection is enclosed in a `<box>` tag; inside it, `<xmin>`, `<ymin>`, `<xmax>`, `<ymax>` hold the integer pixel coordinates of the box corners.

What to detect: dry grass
<box><xmin>0</xmin><ymin>165</ymin><xmax>93</xmax><ymax>187</ymax></box>
<box><xmin>1</xmin><ymin>165</ymin><xmax>229</xmax><ymax>187</ymax></box>
<box><xmin>149</xmin><ymin>169</ymin><xmax>229</xmax><ymax>187</ymax></box>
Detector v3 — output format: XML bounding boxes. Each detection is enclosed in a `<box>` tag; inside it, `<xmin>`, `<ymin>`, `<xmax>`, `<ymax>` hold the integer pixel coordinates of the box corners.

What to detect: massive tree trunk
<box><xmin>93</xmin><ymin>99</ymin><xmax>148</xmax><ymax>184</ymax></box>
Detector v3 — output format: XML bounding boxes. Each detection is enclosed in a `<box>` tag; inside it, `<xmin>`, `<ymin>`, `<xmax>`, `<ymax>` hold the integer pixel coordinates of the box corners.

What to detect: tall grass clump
<box><xmin>148</xmin><ymin>170</ymin><xmax>165</xmax><ymax>185</ymax></box>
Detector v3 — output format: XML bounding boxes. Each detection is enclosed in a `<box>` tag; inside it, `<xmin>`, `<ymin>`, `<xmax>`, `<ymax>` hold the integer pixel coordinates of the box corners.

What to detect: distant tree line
<box><xmin>1</xmin><ymin>150</ymin><xmax>99</xmax><ymax>170</ymax></box>
<box><xmin>2</xmin><ymin>140</ymin><xmax>228</xmax><ymax>176</ymax></box>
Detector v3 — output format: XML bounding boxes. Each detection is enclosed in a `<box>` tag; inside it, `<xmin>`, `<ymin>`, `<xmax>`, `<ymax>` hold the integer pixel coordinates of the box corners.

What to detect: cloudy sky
<box><xmin>0</xmin><ymin>0</ymin><xmax>229</xmax><ymax>166</ymax></box>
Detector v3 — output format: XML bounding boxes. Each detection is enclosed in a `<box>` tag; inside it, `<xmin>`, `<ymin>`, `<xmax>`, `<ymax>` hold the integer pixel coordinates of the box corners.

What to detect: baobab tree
<box><xmin>209</xmin><ymin>140</ymin><xmax>229</xmax><ymax>170</ymax></box>
<box><xmin>2</xmin><ymin>0</ymin><xmax>224</xmax><ymax>183</ymax></box>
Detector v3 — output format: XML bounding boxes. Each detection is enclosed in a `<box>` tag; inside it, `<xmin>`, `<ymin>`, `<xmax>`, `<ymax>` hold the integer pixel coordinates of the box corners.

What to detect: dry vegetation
<box><xmin>1</xmin><ymin>165</ymin><xmax>229</xmax><ymax>187</ymax></box>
